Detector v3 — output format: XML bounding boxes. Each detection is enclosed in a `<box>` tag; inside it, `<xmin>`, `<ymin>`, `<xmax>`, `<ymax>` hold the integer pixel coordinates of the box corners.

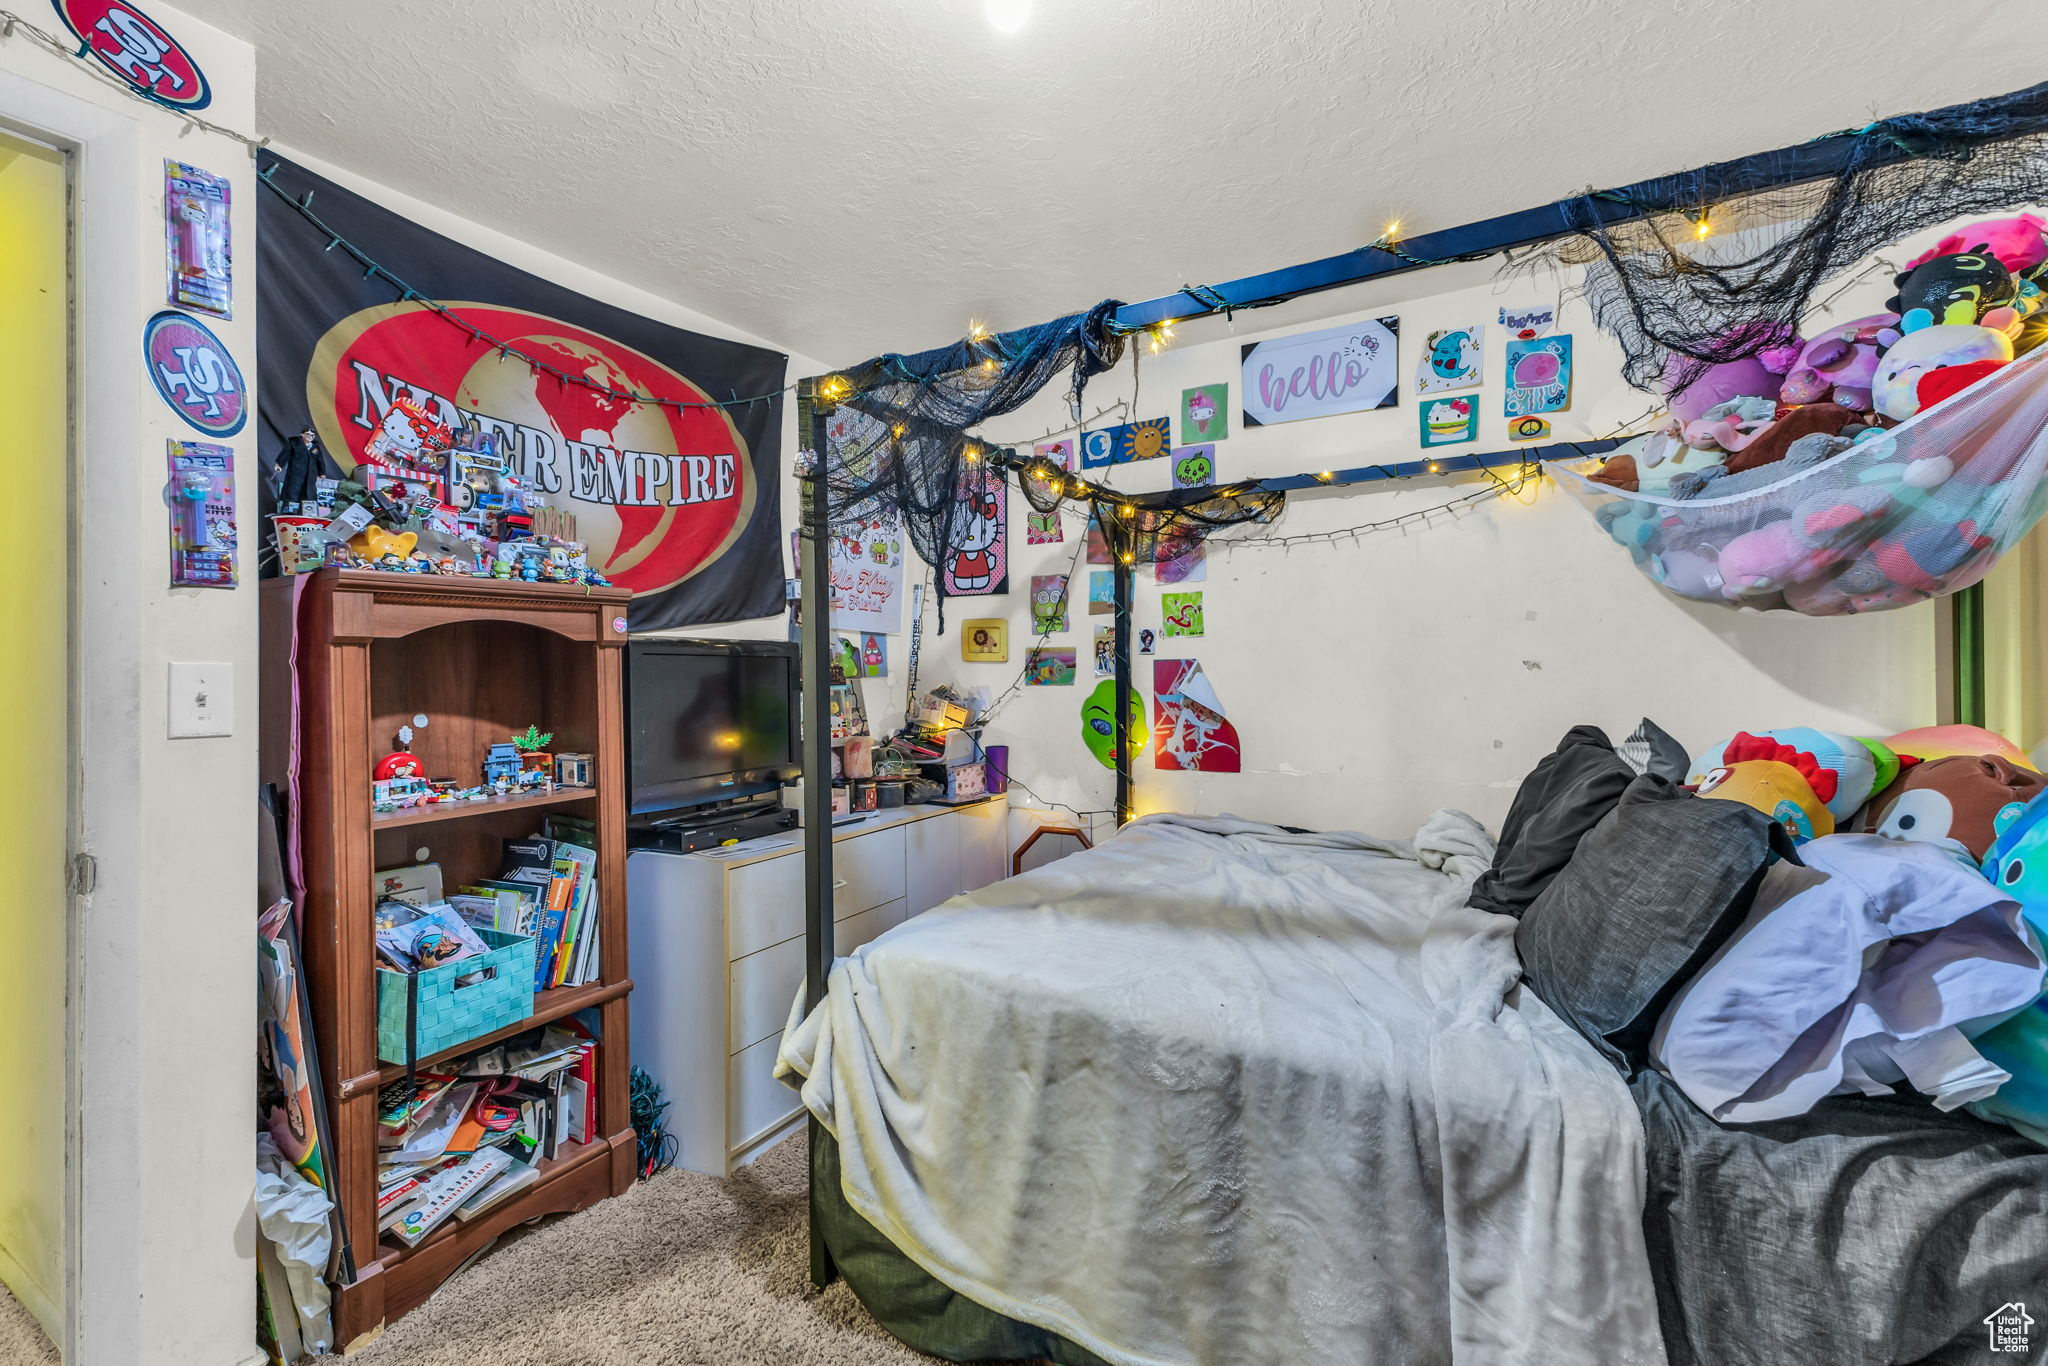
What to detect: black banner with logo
<box><xmin>256</xmin><ymin>156</ymin><xmax>787</xmax><ymax>630</ymax></box>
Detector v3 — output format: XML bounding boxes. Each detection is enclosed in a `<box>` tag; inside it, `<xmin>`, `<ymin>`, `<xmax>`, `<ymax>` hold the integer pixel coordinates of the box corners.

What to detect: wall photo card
<box><xmin>1162</xmin><ymin>591</ymin><xmax>1203</xmax><ymax>637</ymax></box>
<box><xmin>1418</xmin><ymin>395</ymin><xmax>1478</xmax><ymax>447</ymax></box>
<box><xmin>1026</xmin><ymin>647</ymin><xmax>1076</xmax><ymax>686</ymax></box>
<box><xmin>943</xmin><ymin>470</ymin><xmax>1008</xmax><ymax>596</ymax></box>
<box><xmin>1505</xmin><ymin>335</ymin><xmax>1573</xmax><ymax>417</ymax></box>
<box><xmin>1416</xmin><ymin>324</ymin><xmax>1481</xmax><ymax>394</ymax></box>
<box><xmin>1171</xmin><ymin>445</ymin><xmax>1216</xmax><ymax>489</ymax></box>
<box><xmin>1180</xmin><ymin>384</ymin><xmax>1229</xmax><ymax>444</ymax></box>
<box><xmin>1089</xmin><ymin>569</ymin><xmax>1116</xmax><ymax>615</ymax></box>
<box><xmin>1031</xmin><ymin>574</ymin><xmax>1070</xmax><ymax>634</ymax></box>
<box><xmin>1026</xmin><ymin>509</ymin><xmax>1063</xmax><ymax>545</ymax></box>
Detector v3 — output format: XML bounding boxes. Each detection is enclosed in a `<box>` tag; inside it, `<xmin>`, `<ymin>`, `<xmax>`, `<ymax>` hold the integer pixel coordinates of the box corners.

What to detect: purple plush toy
<box><xmin>1779</xmin><ymin>314</ymin><xmax>1896</xmax><ymax>412</ymax></box>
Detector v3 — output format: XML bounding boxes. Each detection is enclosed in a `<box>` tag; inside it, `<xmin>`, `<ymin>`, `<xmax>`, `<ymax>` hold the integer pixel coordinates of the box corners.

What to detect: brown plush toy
<box><xmin>1724</xmin><ymin>402</ymin><xmax>1861</xmax><ymax>474</ymax></box>
<box><xmin>1866</xmin><ymin>753</ymin><xmax>2046</xmax><ymax>861</ymax></box>
<box><xmin>1588</xmin><ymin>453</ymin><xmax>1639</xmax><ymax>492</ymax></box>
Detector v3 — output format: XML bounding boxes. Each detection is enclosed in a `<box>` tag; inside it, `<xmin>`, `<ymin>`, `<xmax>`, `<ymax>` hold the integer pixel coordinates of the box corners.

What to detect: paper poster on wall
<box><xmin>1171</xmin><ymin>446</ymin><xmax>1216</xmax><ymax>488</ymax></box>
<box><xmin>1418</xmin><ymin>395</ymin><xmax>1478</xmax><ymax>447</ymax></box>
<box><xmin>942</xmin><ymin>470</ymin><xmax>1008</xmax><ymax>597</ymax></box>
<box><xmin>1080</xmin><ymin>425</ymin><xmax>1118</xmax><ymax>469</ymax></box>
<box><xmin>1093</xmin><ymin>625</ymin><xmax>1115</xmax><ymax>676</ymax></box>
<box><xmin>1416</xmin><ymin>324</ymin><xmax>1481</xmax><ymax>394</ymax></box>
<box><xmin>794</xmin><ymin>507</ymin><xmax>907</xmax><ymax>634</ymax></box>
<box><xmin>1031</xmin><ymin>574</ymin><xmax>1070</xmax><ymax>634</ymax></box>
<box><xmin>1180</xmin><ymin>384</ymin><xmax>1229</xmax><ymax>444</ymax></box>
<box><xmin>1241</xmin><ymin>317</ymin><xmax>1399</xmax><ymax>427</ymax></box>
<box><xmin>1026</xmin><ymin>509</ymin><xmax>1063</xmax><ymax>545</ymax></box>
<box><xmin>1505</xmin><ymin>335</ymin><xmax>1573</xmax><ymax>417</ymax></box>
<box><xmin>1089</xmin><ymin>569</ymin><xmax>1115</xmax><ymax>615</ymax></box>
<box><xmin>167</xmin><ymin>440</ymin><xmax>238</xmax><ymax>588</ymax></box>
<box><xmin>1155</xmin><ymin>534</ymin><xmax>1207</xmax><ymax>585</ymax></box>
<box><xmin>1086</xmin><ymin>512</ymin><xmax>1110</xmax><ymax>565</ymax></box>
<box><xmin>962</xmin><ymin>619</ymin><xmax>1008</xmax><ymax>662</ymax></box>
<box><xmin>1508</xmin><ymin>415</ymin><xmax>1552</xmax><ymax>442</ymax></box>
<box><xmin>1499</xmin><ymin>305</ymin><xmax>1556</xmax><ymax>340</ymax></box>
<box><xmin>165</xmin><ymin>160</ymin><xmax>233</xmax><ymax>318</ymax></box>
<box><xmin>1116</xmin><ymin>417</ymin><xmax>1173</xmax><ymax>463</ymax></box>
<box><xmin>1162</xmin><ymin>591</ymin><xmax>1203</xmax><ymax>637</ymax></box>
<box><xmin>1153</xmin><ymin>659</ymin><xmax>1241</xmax><ymax>772</ymax></box>
<box><xmin>1026</xmin><ymin>647</ymin><xmax>1077</xmax><ymax>686</ymax></box>
<box><xmin>1036</xmin><ymin>438</ymin><xmax>1077</xmax><ymax>471</ymax></box>
<box><xmin>833</xmin><ymin>634</ymin><xmax>887</xmax><ymax>677</ymax></box>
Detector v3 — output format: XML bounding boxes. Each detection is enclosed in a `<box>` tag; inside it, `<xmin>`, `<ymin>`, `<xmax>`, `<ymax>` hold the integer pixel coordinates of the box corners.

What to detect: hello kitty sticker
<box><xmin>943</xmin><ymin>470</ymin><xmax>1008</xmax><ymax>597</ymax></box>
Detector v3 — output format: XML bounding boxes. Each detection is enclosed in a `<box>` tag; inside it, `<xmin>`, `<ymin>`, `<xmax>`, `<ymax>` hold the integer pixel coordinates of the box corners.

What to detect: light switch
<box><xmin>168</xmin><ymin>661</ymin><xmax>233</xmax><ymax>738</ymax></box>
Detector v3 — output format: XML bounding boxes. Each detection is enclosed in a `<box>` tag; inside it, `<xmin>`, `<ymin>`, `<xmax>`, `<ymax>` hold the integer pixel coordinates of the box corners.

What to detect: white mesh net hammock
<box><xmin>1554</xmin><ymin>346</ymin><xmax>2048</xmax><ymax>614</ymax></box>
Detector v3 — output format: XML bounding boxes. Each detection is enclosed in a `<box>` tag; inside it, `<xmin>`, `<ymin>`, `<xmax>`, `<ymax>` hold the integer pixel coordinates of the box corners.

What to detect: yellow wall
<box><xmin>0</xmin><ymin>128</ymin><xmax>69</xmax><ymax>1337</ymax></box>
<box><xmin>1985</xmin><ymin>526</ymin><xmax>2048</xmax><ymax>757</ymax></box>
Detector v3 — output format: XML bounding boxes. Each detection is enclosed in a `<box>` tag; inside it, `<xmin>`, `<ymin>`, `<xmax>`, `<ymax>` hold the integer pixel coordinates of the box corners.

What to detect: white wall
<box><xmin>0</xmin><ymin>7</ymin><xmax>263</xmax><ymax>1364</ymax></box>
<box><xmin>899</xmin><ymin>232</ymin><xmax>1972</xmax><ymax>838</ymax></box>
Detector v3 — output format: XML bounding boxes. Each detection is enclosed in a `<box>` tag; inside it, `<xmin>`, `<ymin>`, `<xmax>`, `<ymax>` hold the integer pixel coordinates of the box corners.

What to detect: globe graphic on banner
<box><xmin>317</xmin><ymin>301</ymin><xmax>755</xmax><ymax>598</ymax></box>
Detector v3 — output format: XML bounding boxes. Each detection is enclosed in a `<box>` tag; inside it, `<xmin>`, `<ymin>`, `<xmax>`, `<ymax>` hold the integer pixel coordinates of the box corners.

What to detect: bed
<box><xmin>776</xmin><ymin>812</ymin><xmax>1669</xmax><ymax>1366</ymax></box>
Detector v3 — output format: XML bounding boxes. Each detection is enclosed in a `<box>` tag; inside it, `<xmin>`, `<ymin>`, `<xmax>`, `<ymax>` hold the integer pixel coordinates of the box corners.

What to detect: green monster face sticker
<box><xmin>1082</xmin><ymin>679</ymin><xmax>1148</xmax><ymax>769</ymax></box>
<box><xmin>1174</xmin><ymin>451</ymin><xmax>1214</xmax><ymax>487</ymax></box>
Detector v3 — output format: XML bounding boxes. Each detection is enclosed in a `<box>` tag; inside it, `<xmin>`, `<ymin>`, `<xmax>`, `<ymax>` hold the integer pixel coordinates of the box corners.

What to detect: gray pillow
<box><xmin>1468</xmin><ymin>725</ymin><xmax>1634</xmax><ymax>919</ymax></box>
<box><xmin>1515</xmin><ymin>775</ymin><xmax>1792</xmax><ymax>1070</ymax></box>
<box><xmin>1616</xmin><ymin>717</ymin><xmax>1689</xmax><ymax>782</ymax></box>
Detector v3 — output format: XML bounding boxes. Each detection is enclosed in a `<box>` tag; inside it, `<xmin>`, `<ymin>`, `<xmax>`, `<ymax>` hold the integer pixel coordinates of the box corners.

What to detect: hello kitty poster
<box><xmin>943</xmin><ymin>470</ymin><xmax>1008</xmax><ymax>597</ymax></box>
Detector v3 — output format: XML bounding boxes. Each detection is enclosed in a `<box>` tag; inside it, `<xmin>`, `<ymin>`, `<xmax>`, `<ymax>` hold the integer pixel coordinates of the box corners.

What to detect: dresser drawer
<box><xmin>729</xmin><ymin>1033</ymin><xmax>802</xmax><ymax>1151</ymax></box>
<box><xmin>725</xmin><ymin>825</ymin><xmax>908</xmax><ymax>959</ymax></box>
<box><xmin>727</xmin><ymin>900</ymin><xmax>905</xmax><ymax>1055</ymax></box>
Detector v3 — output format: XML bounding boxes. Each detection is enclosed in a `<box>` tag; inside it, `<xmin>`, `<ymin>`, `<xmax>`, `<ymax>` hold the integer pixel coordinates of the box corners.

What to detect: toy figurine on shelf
<box><xmin>512</xmin><ymin>725</ymin><xmax>554</xmax><ymax>785</ymax></box>
<box><xmin>482</xmin><ymin>741</ymin><xmax>521</xmax><ymax>788</ymax></box>
<box><xmin>374</xmin><ymin>727</ymin><xmax>424</xmax><ymax>785</ymax></box>
<box><xmin>272</xmin><ymin>425</ymin><xmax>326</xmax><ymax>514</ymax></box>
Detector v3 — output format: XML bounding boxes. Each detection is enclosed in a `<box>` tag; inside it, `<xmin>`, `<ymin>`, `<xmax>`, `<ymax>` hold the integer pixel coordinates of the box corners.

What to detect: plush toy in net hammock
<box><xmin>1559</xmin><ymin>341</ymin><xmax>2048</xmax><ymax>616</ymax></box>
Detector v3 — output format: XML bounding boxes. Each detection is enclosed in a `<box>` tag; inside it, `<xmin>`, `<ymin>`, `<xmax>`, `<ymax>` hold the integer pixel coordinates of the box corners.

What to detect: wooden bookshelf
<box><xmin>271</xmin><ymin>569</ymin><xmax>638</xmax><ymax>1348</ymax></box>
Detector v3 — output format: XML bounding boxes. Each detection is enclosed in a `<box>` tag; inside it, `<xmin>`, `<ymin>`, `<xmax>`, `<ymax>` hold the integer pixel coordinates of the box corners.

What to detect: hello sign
<box><xmin>1240</xmin><ymin>317</ymin><xmax>1400</xmax><ymax>427</ymax></box>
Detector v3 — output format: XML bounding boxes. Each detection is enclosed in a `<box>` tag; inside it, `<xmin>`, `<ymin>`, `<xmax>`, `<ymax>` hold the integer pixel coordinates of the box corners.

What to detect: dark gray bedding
<box><xmin>1632</xmin><ymin>1069</ymin><xmax>2048</xmax><ymax>1365</ymax></box>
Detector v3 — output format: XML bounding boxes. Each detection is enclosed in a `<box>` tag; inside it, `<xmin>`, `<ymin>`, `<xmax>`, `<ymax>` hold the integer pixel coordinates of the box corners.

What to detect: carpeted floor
<box><xmin>352</xmin><ymin>1131</ymin><xmax>941</xmax><ymax>1366</ymax></box>
<box><xmin>0</xmin><ymin>1281</ymin><xmax>58</xmax><ymax>1364</ymax></box>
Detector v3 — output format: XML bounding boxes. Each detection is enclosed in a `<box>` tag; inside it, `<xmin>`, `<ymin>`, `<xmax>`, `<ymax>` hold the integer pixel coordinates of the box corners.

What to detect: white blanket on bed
<box><xmin>777</xmin><ymin>812</ymin><xmax>1666</xmax><ymax>1366</ymax></box>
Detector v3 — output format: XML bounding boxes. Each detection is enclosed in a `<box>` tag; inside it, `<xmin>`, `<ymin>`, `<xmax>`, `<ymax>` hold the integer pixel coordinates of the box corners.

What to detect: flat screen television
<box><xmin>625</xmin><ymin>638</ymin><xmax>800</xmax><ymax>818</ymax></box>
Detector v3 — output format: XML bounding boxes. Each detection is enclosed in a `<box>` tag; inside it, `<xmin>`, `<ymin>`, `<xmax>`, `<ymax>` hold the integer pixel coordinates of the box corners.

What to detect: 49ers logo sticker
<box><xmin>51</xmin><ymin>0</ymin><xmax>211</xmax><ymax>109</ymax></box>
<box><xmin>144</xmin><ymin>310</ymin><xmax>246</xmax><ymax>436</ymax></box>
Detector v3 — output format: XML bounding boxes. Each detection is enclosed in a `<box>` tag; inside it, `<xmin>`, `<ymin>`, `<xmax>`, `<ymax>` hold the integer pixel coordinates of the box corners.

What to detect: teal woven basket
<box><xmin>376</xmin><ymin>927</ymin><xmax>537</xmax><ymax>1067</ymax></box>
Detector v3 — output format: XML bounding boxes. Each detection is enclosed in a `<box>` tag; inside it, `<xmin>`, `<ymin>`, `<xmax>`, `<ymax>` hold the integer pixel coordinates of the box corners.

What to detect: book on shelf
<box><xmin>454</xmin><ymin>1156</ymin><xmax>539</xmax><ymax>1223</ymax></box>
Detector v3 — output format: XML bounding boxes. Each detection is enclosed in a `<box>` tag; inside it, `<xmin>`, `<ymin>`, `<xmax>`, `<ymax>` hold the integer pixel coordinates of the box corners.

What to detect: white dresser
<box><xmin>627</xmin><ymin>797</ymin><xmax>1008</xmax><ymax>1176</ymax></box>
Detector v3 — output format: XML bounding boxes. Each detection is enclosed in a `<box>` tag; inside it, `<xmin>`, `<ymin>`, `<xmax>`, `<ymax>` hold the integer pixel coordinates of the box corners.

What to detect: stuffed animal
<box><xmin>1695</xmin><ymin>760</ymin><xmax>1834</xmax><ymax>842</ymax></box>
<box><xmin>1778</xmin><ymin>315</ymin><xmax>1896</xmax><ymax>411</ymax></box>
<box><xmin>1660</xmin><ymin>342</ymin><xmax>1789</xmax><ymax>425</ymax></box>
<box><xmin>1724</xmin><ymin>401</ymin><xmax>1864</xmax><ymax>474</ymax></box>
<box><xmin>1867</xmin><ymin>753</ymin><xmax>2046</xmax><ymax>862</ymax></box>
<box><xmin>1959</xmin><ymin>792</ymin><xmax>2048</xmax><ymax>1146</ymax></box>
<box><xmin>1649</xmin><ymin>543</ymin><xmax>1726</xmax><ymax>600</ymax></box>
<box><xmin>1888</xmin><ymin>724</ymin><xmax>2039</xmax><ymax>771</ymax></box>
<box><xmin>1866</xmin><ymin>484</ymin><xmax>1996</xmax><ymax>593</ymax></box>
<box><xmin>1688</xmin><ymin>728</ymin><xmax>1877</xmax><ymax>823</ymax></box>
<box><xmin>1869</xmin><ymin>324</ymin><xmax>2013</xmax><ymax>421</ymax></box>
<box><xmin>1682</xmin><ymin>396</ymin><xmax>1778</xmax><ymax>453</ymax></box>
<box><xmin>1887</xmin><ymin>249</ymin><xmax>2019</xmax><ymax>334</ymax></box>
<box><xmin>1903</xmin><ymin>214</ymin><xmax>2048</xmax><ymax>280</ymax></box>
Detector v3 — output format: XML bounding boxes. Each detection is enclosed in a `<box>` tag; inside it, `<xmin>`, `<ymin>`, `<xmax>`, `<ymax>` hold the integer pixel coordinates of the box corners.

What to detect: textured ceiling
<box><xmin>182</xmin><ymin>0</ymin><xmax>2037</xmax><ymax>365</ymax></box>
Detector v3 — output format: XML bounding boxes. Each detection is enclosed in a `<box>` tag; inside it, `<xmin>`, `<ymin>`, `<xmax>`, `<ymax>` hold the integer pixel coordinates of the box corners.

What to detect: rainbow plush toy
<box><xmin>1887</xmin><ymin>724</ymin><xmax>2038</xmax><ymax>772</ymax></box>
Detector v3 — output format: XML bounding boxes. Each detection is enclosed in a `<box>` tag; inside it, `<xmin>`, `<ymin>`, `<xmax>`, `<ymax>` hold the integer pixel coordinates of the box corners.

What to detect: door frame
<box><xmin>0</xmin><ymin>67</ymin><xmax>150</xmax><ymax>1366</ymax></box>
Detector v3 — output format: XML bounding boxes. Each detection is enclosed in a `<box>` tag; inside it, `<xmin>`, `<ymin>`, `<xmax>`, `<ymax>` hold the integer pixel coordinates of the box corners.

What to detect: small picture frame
<box><xmin>554</xmin><ymin>752</ymin><xmax>594</xmax><ymax>788</ymax></box>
